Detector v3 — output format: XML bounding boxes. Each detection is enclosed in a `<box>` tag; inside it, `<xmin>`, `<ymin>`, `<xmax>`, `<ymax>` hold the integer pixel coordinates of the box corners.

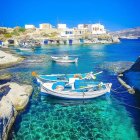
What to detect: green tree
<box><xmin>4</xmin><ymin>33</ymin><xmax>12</xmax><ymax>38</ymax></box>
<box><xmin>18</xmin><ymin>27</ymin><xmax>26</xmax><ymax>32</ymax></box>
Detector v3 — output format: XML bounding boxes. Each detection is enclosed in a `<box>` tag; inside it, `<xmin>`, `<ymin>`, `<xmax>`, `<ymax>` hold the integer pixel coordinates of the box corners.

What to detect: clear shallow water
<box><xmin>1</xmin><ymin>39</ymin><xmax>140</xmax><ymax>139</ymax></box>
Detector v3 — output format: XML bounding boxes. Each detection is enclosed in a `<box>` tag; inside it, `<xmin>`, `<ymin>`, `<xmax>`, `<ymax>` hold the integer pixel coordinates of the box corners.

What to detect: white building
<box><xmin>39</xmin><ymin>23</ymin><xmax>52</xmax><ymax>29</ymax></box>
<box><xmin>59</xmin><ymin>28</ymin><xmax>74</xmax><ymax>38</ymax></box>
<box><xmin>58</xmin><ymin>23</ymin><xmax>106</xmax><ymax>38</ymax></box>
<box><xmin>78</xmin><ymin>24</ymin><xmax>88</xmax><ymax>29</ymax></box>
<box><xmin>25</xmin><ymin>24</ymin><xmax>35</xmax><ymax>29</ymax></box>
<box><xmin>57</xmin><ymin>24</ymin><xmax>67</xmax><ymax>29</ymax></box>
<box><xmin>57</xmin><ymin>24</ymin><xmax>74</xmax><ymax>38</ymax></box>
<box><xmin>88</xmin><ymin>23</ymin><xmax>106</xmax><ymax>35</ymax></box>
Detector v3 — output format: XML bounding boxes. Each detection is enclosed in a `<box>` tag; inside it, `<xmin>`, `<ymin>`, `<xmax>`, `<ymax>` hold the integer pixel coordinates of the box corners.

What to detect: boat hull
<box><xmin>18</xmin><ymin>48</ymin><xmax>32</xmax><ymax>51</ymax></box>
<box><xmin>52</xmin><ymin>59</ymin><xmax>78</xmax><ymax>63</ymax></box>
<box><xmin>51</xmin><ymin>56</ymin><xmax>78</xmax><ymax>63</ymax></box>
<box><xmin>40</xmin><ymin>83</ymin><xmax>112</xmax><ymax>100</ymax></box>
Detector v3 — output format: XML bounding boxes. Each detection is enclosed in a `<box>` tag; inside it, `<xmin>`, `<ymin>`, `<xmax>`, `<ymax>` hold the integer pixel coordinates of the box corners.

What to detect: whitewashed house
<box><xmin>75</xmin><ymin>24</ymin><xmax>89</xmax><ymax>36</ymax></box>
<box><xmin>39</xmin><ymin>23</ymin><xmax>52</xmax><ymax>29</ymax></box>
<box><xmin>57</xmin><ymin>24</ymin><xmax>67</xmax><ymax>29</ymax></box>
<box><xmin>59</xmin><ymin>28</ymin><xmax>74</xmax><ymax>38</ymax></box>
<box><xmin>57</xmin><ymin>24</ymin><xmax>74</xmax><ymax>38</ymax></box>
<box><xmin>77</xmin><ymin>24</ymin><xmax>88</xmax><ymax>30</ymax></box>
<box><xmin>88</xmin><ymin>23</ymin><xmax>106</xmax><ymax>35</ymax></box>
<box><xmin>25</xmin><ymin>24</ymin><xmax>35</xmax><ymax>29</ymax></box>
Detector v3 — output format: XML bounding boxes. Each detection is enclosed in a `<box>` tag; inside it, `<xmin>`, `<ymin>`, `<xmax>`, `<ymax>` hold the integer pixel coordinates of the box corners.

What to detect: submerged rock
<box><xmin>100</xmin><ymin>61</ymin><xmax>133</xmax><ymax>74</ymax></box>
<box><xmin>122</xmin><ymin>56</ymin><xmax>140</xmax><ymax>91</ymax></box>
<box><xmin>0</xmin><ymin>73</ymin><xmax>12</xmax><ymax>81</ymax></box>
<box><xmin>11</xmin><ymin>72</ymin><xmax>33</xmax><ymax>85</ymax></box>
<box><xmin>124</xmin><ymin>56</ymin><xmax>140</xmax><ymax>72</ymax></box>
<box><xmin>0</xmin><ymin>73</ymin><xmax>12</xmax><ymax>85</ymax></box>
<box><xmin>100</xmin><ymin>60</ymin><xmax>140</xmax><ymax>92</ymax></box>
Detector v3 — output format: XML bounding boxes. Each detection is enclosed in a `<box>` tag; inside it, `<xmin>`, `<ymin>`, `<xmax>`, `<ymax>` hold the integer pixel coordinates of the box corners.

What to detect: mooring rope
<box><xmin>120</xmin><ymin>102</ymin><xmax>140</xmax><ymax>110</ymax></box>
<box><xmin>110</xmin><ymin>90</ymin><xmax>140</xmax><ymax>110</ymax></box>
<box><xmin>111</xmin><ymin>88</ymin><xmax>129</xmax><ymax>93</ymax></box>
<box><xmin>111</xmin><ymin>85</ymin><xmax>123</xmax><ymax>91</ymax></box>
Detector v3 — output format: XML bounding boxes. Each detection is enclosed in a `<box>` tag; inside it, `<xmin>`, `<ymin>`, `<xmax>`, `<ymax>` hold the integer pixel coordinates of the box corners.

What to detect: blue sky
<box><xmin>0</xmin><ymin>0</ymin><xmax>140</xmax><ymax>31</ymax></box>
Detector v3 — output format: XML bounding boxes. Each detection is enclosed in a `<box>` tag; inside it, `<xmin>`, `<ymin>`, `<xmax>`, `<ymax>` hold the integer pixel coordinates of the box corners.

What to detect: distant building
<box><xmin>77</xmin><ymin>24</ymin><xmax>88</xmax><ymax>29</ymax></box>
<box><xmin>57</xmin><ymin>24</ymin><xmax>67</xmax><ymax>29</ymax></box>
<box><xmin>25</xmin><ymin>24</ymin><xmax>35</xmax><ymax>29</ymax></box>
<box><xmin>74</xmin><ymin>28</ymin><xmax>87</xmax><ymax>36</ymax></box>
<box><xmin>76</xmin><ymin>24</ymin><xmax>89</xmax><ymax>36</ymax></box>
<box><xmin>39</xmin><ymin>23</ymin><xmax>52</xmax><ymax>29</ymax></box>
<box><xmin>58</xmin><ymin>23</ymin><xmax>106</xmax><ymax>38</ymax></box>
<box><xmin>59</xmin><ymin>28</ymin><xmax>74</xmax><ymax>38</ymax></box>
<box><xmin>88</xmin><ymin>23</ymin><xmax>106</xmax><ymax>35</ymax></box>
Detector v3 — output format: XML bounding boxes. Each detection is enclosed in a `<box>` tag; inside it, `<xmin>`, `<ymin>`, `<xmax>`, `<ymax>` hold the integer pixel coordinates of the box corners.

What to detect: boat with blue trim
<box><xmin>32</xmin><ymin>71</ymin><xmax>103</xmax><ymax>84</ymax></box>
<box><xmin>40</xmin><ymin>79</ymin><xmax>112</xmax><ymax>99</ymax></box>
<box><xmin>32</xmin><ymin>71</ymin><xmax>112</xmax><ymax>99</ymax></box>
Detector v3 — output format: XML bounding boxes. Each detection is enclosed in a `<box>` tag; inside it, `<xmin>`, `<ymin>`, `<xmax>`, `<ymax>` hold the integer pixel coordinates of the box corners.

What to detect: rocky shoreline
<box><xmin>0</xmin><ymin>49</ymin><xmax>33</xmax><ymax>140</ymax></box>
<box><xmin>0</xmin><ymin>50</ymin><xmax>24</xmax><ymax>69</ymax></box>
<box><xmin>0</xmin><ymin>82</ymin><xmax>33</xmax><ymax>140</ymax></box>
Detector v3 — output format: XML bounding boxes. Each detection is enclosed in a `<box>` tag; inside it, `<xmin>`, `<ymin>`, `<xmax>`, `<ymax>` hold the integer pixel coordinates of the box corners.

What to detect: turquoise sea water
<box><xmin>1</xmin><ymin>39</ymin><xmax>140</xmax><ymax>139</ymax></box>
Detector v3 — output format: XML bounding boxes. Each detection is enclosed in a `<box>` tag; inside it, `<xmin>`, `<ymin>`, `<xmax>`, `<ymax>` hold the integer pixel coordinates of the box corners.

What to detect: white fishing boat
<box><xmin>32</xmin><ymin>71</ymin><xmax>103</xmax><ymax>84</ymax></box>
<box><xmin>51</xmin><ymin>56</ymin><xmax>78</xmax><ymax>63</ymax></box>
<box><xmin>40</xmin><ymin>79</ymin><xmax>112</xmax><ymax>99</ymax></box>
<box><xmin>18</xmin><ymin>48</ymin><xmax>32</xmax><ymax>51</ymax></box>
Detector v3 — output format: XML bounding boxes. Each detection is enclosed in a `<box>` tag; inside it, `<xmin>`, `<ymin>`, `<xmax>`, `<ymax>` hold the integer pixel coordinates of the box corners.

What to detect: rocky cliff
<box><xmin>111</xmin><ymin>27</ymin><xmax>140</xmax><ymax>39</ymax></box>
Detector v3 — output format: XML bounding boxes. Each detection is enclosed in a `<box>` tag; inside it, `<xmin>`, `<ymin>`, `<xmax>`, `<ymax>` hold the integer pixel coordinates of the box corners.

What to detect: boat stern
<box><xmin>75</xmin><ymin>58</ymin><xmax>78</xmax><ymax>63</ymax></box>
<box><xmin>106</xmin><ymin>83</ymin><xmax>112</xmax><ymax>93</ymax></box>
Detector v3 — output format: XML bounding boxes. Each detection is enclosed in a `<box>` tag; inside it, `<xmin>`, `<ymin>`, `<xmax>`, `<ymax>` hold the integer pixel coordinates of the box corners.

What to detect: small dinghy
<box><xmin>40</xmin><ymin>79</ymin><xmax>112</xmax><ymax>99</ymax></box>
<box><xmin>18</xmin><ymin>43</ymin><xmax>33</xmax><ymax>51</ymax></box>
<box><xmin>51</xmin><ymin>56</ymin><xmax>78</xmax><ymax>63</ymax></box>
<box><xmin>18</xmin><ymin>48</ymin><xmax>32</xmax><ymax>51</ymax></box>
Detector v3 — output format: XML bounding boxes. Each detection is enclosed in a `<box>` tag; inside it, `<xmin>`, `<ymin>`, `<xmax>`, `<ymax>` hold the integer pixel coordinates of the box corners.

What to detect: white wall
<box><xmin>78</xmin><ymin>24</ymin><xmax>84</xmax><ymax>29</ymax></box>
<box><xmin>25</xmin><ymin>24</ymin><xmax>35</xmax><ymax>29</ymax></box>
<box><xmin>78</xmin><ymin>24</ymin><xmax>88</xmax><ymax>29</ymax></box>
<box><xmin>57</xmin><ymin>24</ymin><xmax>67</xmax><ymax>29</ymax></box>
<box><xmin>59</xmin><ymin>29</ymin><xmax>74</xmax><ymax>38</ymax></box>
<box><xmin>39</xmin><ymin>24</ymin><xmax>52</xmax><ymax>29</ymax></box>
<box><xmin>88</xmin><ymin>24</ymin><xmax>106</xmax><ymax>34</ymax></box>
